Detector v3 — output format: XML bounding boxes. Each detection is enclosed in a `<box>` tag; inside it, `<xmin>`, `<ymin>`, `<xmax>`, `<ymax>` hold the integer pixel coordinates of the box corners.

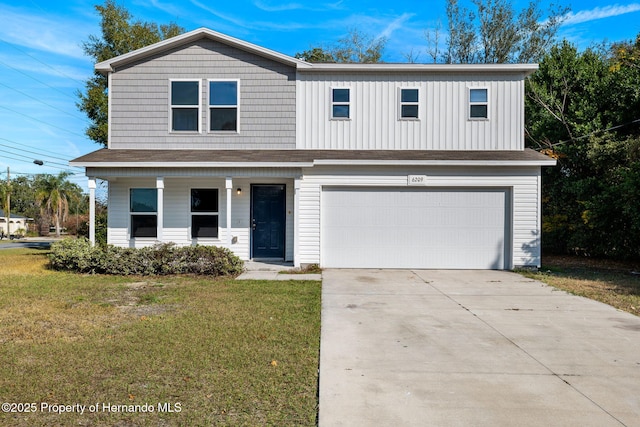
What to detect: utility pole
<box><xmin>5</xmin><ymin>166</ymin><xmax>9</xmax><ymax>237</ymax></box>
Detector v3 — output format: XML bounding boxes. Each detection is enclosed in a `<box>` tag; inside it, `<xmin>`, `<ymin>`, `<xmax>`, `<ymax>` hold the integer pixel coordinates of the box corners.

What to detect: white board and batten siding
<box><xmin>296</xmin><ymin>72</ymin><xmax>525</xmax><ymax>150</ymax></box>
<box><xmin>297</xmin><ymin>166</ymin><xmax>542</xmax><ymax>269</ymax></box>
<box><xmin>107</xmin><ymin>177</ymin><xmax>295</xmax><ymax>262</ymax></box>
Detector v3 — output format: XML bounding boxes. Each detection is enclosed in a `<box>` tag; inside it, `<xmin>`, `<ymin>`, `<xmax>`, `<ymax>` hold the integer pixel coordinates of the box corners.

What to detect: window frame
<box><xmin>208</xmin><ymin>79</ymin><xmax>240</xmax><ymax>133</ymax></box>
<box><xmin>190</xmin><ymin>188</ymin><xmax>220</xmax><ymax>239</ymax></box>
<box><xmin>130</xmin><ymin>188</ymin><xmax>158</xmax><ymax>239</ymax></box>
<box><xmin>330</xmin><ymin>87</ymin><xmax>351</xmax><ymax>120</ymax></box>
<box><xmin>169</xmin><ymin>79</ymin><xmax>201</xmax><ymax>133</ymax></box>
<box><xmin>468</xmin><ymin>87</ymin><xmax>489</xmax><ymax>120</ymax></box>
<box><xmin>398</xmin><ymin>87</ymin><xmax>420</xmax><ymax>120</ymax></box>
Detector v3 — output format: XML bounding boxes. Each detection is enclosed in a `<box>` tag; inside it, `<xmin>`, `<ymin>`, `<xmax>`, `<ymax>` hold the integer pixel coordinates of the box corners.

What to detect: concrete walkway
<box><xmin>235</xmin><ymin>260</ymin><xmax>321</xmax><ymax>281</ymax></box>
<box><xmin>319</xmin><ymin>269</ymin><xmax>640</xmax><ymax>427</ymax></box>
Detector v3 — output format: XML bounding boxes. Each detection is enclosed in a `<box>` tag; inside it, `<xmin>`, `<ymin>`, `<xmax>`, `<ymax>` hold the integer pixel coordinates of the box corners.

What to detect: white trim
<box><xmin>169</xmin><ymin>79</ymin><xmax>202</xmax><ymax>133</ymax></box>
<box><xmin>330</xmin><ymin>87</ymin><xmax>351</xmax><ymax>120</ymax></box>
<box><xmin>72</xmin><ymin>159</ymin><xmax>557</xmax><ymax>168</ymax></box>
<box><xmin>189</xmin><ymin>187</ymin><xmax>221</xmax><ymax>241</ymax></box>
<box><xmin>95</xmin><ymin>28</ymin><xmax>310</xmax><ymax>72</ymax></box>
<box><xmin>72</xmin><ymin>161</ymin><xmax>315</xmax><ymax>168</ymax></box>
<box><xmin>294</xmin><ymin>177</ymin><xmax>301</xmax><ymax>267</ymax></box>
<box><xmin>208</xmin><ymin>79</ymin><xmax>240</xmax><ymax>133</ymax></box>
<box><xmin>129</xmin><ymin>187</ymin><xmax>159</xmax><ymax>240</ymax></box>
<box><xmin>88</xmin><ymin>177</ymin><xmax>96</xmax><ymax>246</ymax></box>
<box><xmin>398</xmin><ymin>87</ymin><xmax>420</xmax><ymax>120</ymax></box>
<box><xmin>468</xmin><ymin>87</ymin><xmax>489</xmax><ymax>120</ymax></box>
<box><xmin>225</xmin><ymin>177</ymin><xmax>232</xmax><ymax>247</ymax></box>
<box><xmin>107</xmin><ymin>73</ymin><xmax>112</xmax><ymax>148</ymax></box>
<box><xmin>156</xmin><ymin>177</ymin><xmax>164</xmax><ymax>241</ymax></box>
<box><xmin>300</xmin><ymin>63</ymin><xmax>539</xmax><ymax>74</ymax></box>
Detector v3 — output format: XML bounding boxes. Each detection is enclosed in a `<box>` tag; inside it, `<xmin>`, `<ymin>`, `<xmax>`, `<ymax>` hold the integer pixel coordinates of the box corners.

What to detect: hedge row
<box><xmin>49</xmin><ymin>238</ymin><xmax>244</xmax><ymax>276</ymax></box>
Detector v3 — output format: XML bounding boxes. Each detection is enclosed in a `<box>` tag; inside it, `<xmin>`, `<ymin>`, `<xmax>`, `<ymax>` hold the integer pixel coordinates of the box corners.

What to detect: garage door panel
<box><xmin>321</xmin><ymin>187</ymin><xmax>508</xmax><ymax>269</ymax></box>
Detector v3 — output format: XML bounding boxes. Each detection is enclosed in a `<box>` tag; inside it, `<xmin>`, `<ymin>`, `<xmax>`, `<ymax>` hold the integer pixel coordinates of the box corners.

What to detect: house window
<box><xmin>331</xmin><ymin>88</ymin><xmax>350</xmax><ymax>119</ymax></box>
<box><xmin>170</xmin><ymin>80</ymin><xmax>200</xmax><ymax>131</ymax></box>
<box><xmin>400</xmin><ymin>88</ymin><xmax>419</xmax><ymax>119</ymax></box>
<box><xmin>191</xmin><ymin>189</ymin><xmax>219</xmax><ymax>238</ymax></box>
<box><xmin>209</xmin><ymin>80</ymin><xmax>239</xmax><ymax>131</ymax></box>
<box><xmin>469</xmin><ymin>88</ymin><xmax>488</xmax><ymax>119</ymax></box>
<box><xmin>130</xmin><ymin>188</ymin><xmax>157</xmax><ymax>238</ymax></box>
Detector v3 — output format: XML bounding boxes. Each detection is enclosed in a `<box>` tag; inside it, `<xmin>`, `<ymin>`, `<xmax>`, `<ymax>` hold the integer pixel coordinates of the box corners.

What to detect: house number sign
<box><xmin>407</xmin><ymin>175</ymin><xmax>427</xmax><ymax>186</ymax></box>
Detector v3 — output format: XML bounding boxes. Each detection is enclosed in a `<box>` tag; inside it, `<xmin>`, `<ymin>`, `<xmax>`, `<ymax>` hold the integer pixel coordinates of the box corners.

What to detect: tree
<box><xmin>432</xmin><ymin>0</ymin><xmax>568</xmax><ymax>63</ymax></box>
<box><xmin>526</xmin><ymin>38</ymin><xmax>640</xmax><ymax>259</ymax></box>
<box><xmin>35</xmin><ymin>173</ymin><xmax>84</xmax><ymax>237</ymax></box>
<box><xmin>77</xmin><ymin>0</ymin><xmax>184</xmax><ymax>147</ymax></box>
<box><xmin>296</xmin><ymin>28</ymin><xmax>386</xmax><ymax>63</ymax></box>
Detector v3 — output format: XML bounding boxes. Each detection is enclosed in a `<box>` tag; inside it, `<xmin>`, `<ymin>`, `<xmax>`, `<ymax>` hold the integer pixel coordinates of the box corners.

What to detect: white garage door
<box><xmin>321</xmin><ymin>187</ymin><xmax>509</xmax><ymax>269</ymax></box>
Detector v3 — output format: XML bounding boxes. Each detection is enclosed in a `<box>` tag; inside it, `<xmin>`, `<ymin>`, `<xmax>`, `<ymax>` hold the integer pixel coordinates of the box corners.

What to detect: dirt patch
<box><xmin>108</xmin><ymin>281</ymin><xmax>177</xmax><ymax>317</ymax></box>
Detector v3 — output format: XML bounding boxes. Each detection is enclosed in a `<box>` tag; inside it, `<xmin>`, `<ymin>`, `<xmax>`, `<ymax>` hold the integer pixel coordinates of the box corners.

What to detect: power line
<box><xmin>0</xmin><ymin>153</ymin><xmax>70</xmax><ymax>170</ymax></box>
<box><xmin>0</xmin><ymin>147</ymin><xmax>78</xmax><ymax>169</ymax></box>
<box><xmin>0</xmin><ymin>36</ymin><xmax>87</xmax><ymax>87</ymax></box>
<box><xmin>0</xmin><ymin>136</ymin><xmax>79</xmax><ymax>161</ymax></box>
<box><xmin>0</xmin><ymin>81</ymin><xmax>89</xmax><ymax>123</ymax></box>
<box><xmin>0</xmin><ymin>139</ymin><xmax>74</xmax><ymax>163</ymax></box>
<box><xmin>0</xmin><ymin>104</ymin><xmax>85</xmax><ymax>138</ymax></box>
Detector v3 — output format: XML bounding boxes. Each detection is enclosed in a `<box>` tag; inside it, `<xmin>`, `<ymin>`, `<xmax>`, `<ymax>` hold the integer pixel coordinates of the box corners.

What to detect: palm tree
<box><xmin>35</xmin><ymin>172</ymin><xmax>74</xmax><ymax>237</ymax></box>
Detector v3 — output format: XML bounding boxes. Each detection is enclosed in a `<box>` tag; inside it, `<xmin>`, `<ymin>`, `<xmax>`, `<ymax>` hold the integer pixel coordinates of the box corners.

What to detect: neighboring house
<box><xmin>71</xmin><ymin>28</ymin><xmax>555</xmax><ymax>269</ymax></box>
<box><xmin>0</xmin><ymin>209</ymin><xmax>29</xmax><ymax>236</ymax></box>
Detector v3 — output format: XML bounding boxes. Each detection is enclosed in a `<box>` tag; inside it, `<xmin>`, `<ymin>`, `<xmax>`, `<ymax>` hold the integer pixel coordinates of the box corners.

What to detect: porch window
<box><xmin>191</xmin><ymin>188</ymin><xmax>219</xmax><ymax>238</ymax></box>
<box><xmin>469</xmin><ymin>88</ymin><xmax>489</xmax><ymax>119</ymax></box>
<box><xmin>170</xmin><ymin>80</ymin><xmax>200</xmax><ymax>132</ymax></box>
<box><xmin>399</xmin><ymin>88</ymin><xmax>419</xmax><ymax>119</ymax></box>
<box><xmin>130</xmin><ymin>188</ymin><xmax>157</xmax><ymax>238</ymax></box>
<box><xmin>331</xmin><ymin>88</ymin><xmax>350</xmax><ymax>119</ymax></box>
<box><xmin>209</xmin><ymin>80</ymin><xmax>239</xmax><ymax>131</ymax></box>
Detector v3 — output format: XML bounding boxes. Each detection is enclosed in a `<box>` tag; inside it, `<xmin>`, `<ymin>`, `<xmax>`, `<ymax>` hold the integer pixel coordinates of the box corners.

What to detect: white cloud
<box><xmin>563</xmin><ymin>3</ymin><xmax>640</xmax><ymax>25</ymax></box>
<box><xmin>0</xmin><ymin>5</ymin><xmax>94</xmax><ymax>60</ymax></box>
<box><xmin>253</xmin><ymin>1</ymin><xmax>344</xmax><ymax>12</ymax></box>
<box><xmin>377</xmin><ymin>13</ymin><xmax>415</xmax><ymax>40</ymax></box>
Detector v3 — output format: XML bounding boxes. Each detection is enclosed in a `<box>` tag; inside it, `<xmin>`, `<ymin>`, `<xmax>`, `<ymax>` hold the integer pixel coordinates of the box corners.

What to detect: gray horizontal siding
<box><xmin>109</xmin><ymin>39</ymin><xmax>296</xmax><ymax>149</ymax></box>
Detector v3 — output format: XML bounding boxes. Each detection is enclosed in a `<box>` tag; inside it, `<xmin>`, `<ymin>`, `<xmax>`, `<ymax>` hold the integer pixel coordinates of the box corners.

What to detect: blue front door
<box><xmin>251</xmin><ymin>184</ymin><xmax>286</xmax><ymax>259</ymax></box>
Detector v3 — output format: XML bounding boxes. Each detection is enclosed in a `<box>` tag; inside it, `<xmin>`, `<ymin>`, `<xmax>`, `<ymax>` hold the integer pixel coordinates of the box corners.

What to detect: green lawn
<box><xmin>0</xmin><ymin>249</ymin><xmax>321</xmax><ymax>426</ymax></box>
<box><xmin>520</xmin><ymin>255</ymin><xmax>640</xmax><ymax>317</ymax></box>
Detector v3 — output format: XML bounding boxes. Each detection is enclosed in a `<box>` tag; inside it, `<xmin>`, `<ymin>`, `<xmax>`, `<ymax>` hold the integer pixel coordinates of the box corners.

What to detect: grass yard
<box><xmin>521</xmin><ymin>255</ymin><xmax>640</xmax><ymax>317</ymax></box>
<box><xmin>0</xmin><ymin>248</ymin><xmax>321</xmax><ymax>426</ymax></box>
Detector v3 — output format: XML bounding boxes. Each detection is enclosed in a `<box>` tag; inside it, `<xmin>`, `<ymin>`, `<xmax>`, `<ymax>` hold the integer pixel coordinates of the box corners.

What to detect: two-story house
<box><xmin>71</xmin><ymin>28</ymin><xmax>555</xmax><ymax>269</ymax></box>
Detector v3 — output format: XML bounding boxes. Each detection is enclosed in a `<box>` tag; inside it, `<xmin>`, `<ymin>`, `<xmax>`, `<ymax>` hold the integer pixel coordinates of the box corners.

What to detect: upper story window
<box><xmin>170</xmin><ymin>80</ymin><xmax>200</xmax><ymax>132</ymax></box>
<box><xmin>331</xmin><ymin>88</ymin><xmax>350</xmax><ymax>119</ymax></box>
<box><xmin>469</xmin><ymin>88</ymin><xmax>489</xmax><ymax>119</ymax></box>
<box><xmin>399</xmin><ymin>88</ymin><xmax>419</xmax><ymax>119</ymax></box>
<box><xmin>130</xmin><ymin>188</ymin><xmax>157</xmax><ymax>238</ymax></box>
<box><xmin>209</xmin><ymin>80</ymin><xmax>239</xmax><ymax>131</ymax></box>
<box><xmin>191</xmin><ymin>188</ymin><xmax>219</xmax><ymax>238</ymax></box>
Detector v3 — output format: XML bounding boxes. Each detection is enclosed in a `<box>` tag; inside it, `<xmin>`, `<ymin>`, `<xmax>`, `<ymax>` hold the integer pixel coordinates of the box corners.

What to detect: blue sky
<box><xmin>0</xmin><ymin>0</ymin><xmax>639</xmax><ymax>192</ymax></box>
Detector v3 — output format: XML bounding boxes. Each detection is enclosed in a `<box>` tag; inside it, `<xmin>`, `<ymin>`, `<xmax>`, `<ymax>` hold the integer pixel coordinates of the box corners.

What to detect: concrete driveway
<box><xmin>318</xmin><ymin>269</ymin><xmax>640</xmax><ymax>427</ymax></box>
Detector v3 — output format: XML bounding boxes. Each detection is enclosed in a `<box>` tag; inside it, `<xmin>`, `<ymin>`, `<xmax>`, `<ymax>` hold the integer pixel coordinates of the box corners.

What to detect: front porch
<box><xmin>86</xmin><ymin>171</ymin><xmax>301</xmax><ymax>266</ymax></box>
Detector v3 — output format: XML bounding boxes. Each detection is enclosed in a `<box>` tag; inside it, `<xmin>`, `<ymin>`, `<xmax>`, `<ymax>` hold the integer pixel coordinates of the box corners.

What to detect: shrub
<box><xmin>49</xmin><ymin>239</ymin><xmax>244</xmax><ymax>277</ymax></box>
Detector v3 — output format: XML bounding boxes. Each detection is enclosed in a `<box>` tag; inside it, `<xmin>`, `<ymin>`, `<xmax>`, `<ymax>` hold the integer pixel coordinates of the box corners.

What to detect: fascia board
<box><xmin>95</xmin><ymin>27</ymin><xmax>310</xmax><ymax>73</ymax></box>
<box><xmin>312</xmin><ymin>159</ymin><xmax>557</xmax><ymax>166</ymax></box>
<box><xmin>301</xmin><ymin>63</ymin><xmax>539</xmax><ymax>75</ymax></box>
<box><xmin>69</xmin><ymin>161</ymin><xmax>315</xmax><ymax>168</ymax></box>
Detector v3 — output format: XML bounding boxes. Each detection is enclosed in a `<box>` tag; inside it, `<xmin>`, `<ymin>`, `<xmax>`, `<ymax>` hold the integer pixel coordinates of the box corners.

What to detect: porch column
<box><xmin>225</xmin><ymin>177</ymin><xmax>232</xmax><ymax>247</ymax></box>
<box><xmin>88</xmin><ymin>177</ymin><xmax>96</xmax><ymax>246</ymax></box>
<box><xmin>156</xmin><ymin>177</ymin><xmax>164</xmax><ymax>241</ymax></box>
<box><xmin>294</xmin><ymin>178</ymin><xmax>301</xmax><ymax>267</ymax></box>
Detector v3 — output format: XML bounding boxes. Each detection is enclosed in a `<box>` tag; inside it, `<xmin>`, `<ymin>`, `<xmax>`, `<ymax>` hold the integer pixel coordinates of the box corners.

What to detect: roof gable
<box><xmin>95</xmin><ymin>27</ymin><xmax>311</xmax><ymax>73</ymax></box>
